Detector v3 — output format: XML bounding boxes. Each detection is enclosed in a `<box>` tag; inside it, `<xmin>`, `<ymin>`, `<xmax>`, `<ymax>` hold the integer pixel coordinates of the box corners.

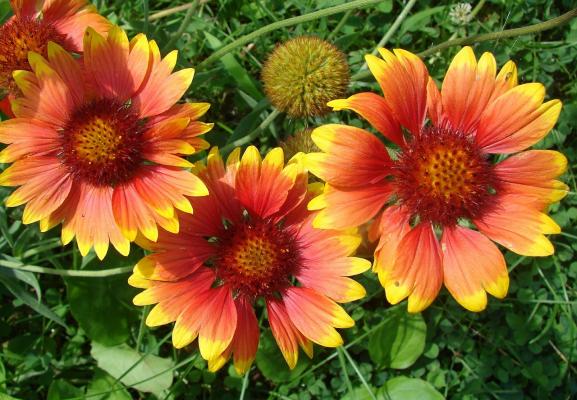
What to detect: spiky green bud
<box><xmin>280</xmin><ymin>128</ymin><xmax>319</xmax><ymax>161</ymax></box>
<box><xmin>262</xmin><ymin>36</ymin><xmax>349</xmax><ymax>118</ymax></box>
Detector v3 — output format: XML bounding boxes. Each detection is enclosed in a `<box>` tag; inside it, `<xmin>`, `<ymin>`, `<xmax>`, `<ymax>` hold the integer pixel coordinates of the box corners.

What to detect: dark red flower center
<box><xmin>394</xmin><ymin>126</ymin><xmax>499</xmax><ymax>226</ymax></box>
<box><xmin>215</xmin><ymin>218</ymin><xmax>301</xmax><ymax>298</ymax></box>
<box><xmin>59</xmin><ymin>99</ymin><xmax>144</xmax><ymax>187</ymax></box>
<box><xmin>0</xmin><ymin>17</ymin><xmax>67</xmax><ymax>92</ymax></box>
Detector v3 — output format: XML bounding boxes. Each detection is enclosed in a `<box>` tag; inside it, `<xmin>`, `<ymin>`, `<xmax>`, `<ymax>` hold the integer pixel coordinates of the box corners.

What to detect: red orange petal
<box><xmin>384</xmin><ymin>223</ymin><xmax>443</xmax><ymax>313</ymax></box>
<box><xmin>474</xmin><ymin>196</ymin><xmax>560</xmax><ymax>256</ymax></box>
<box><xmin>441</xmin><ymin>48</ymin><xmax>498</xmax><ymax>133</ymax></box>
<box><xmin>365</xmin><ymin>48</ymin><xmax>428</xmax><ymax>135</ymax></box>
<box><xmin>328</xmin><ymin>93</ymin><xmax>403</xmax><ymax>145</ymax></box>
<box><xmin>309</xmin><ymin>183</ymin><xmax>392</xmax><ymax>230</ymax></box>
<box><xmin>283</xmin><ymin>287</ymin><xmax>353</xmax><ymax>348</ymax></box>
<box><xmin>475</xmin><ymin>83</ymin><xmax>561</xmax><ymax>153</ymax></box>
<box><xmin>495</xmin><ymin>150</ymin><xmax>568</xmax><ymax>203</ymax></box>
<box><xmin>267</xmin><ymin>299</ymin><xmax>313</xmax><ymax>369</ymax></box>
<box><xmin>441</xmin><ymin>226</ymin><xmax>509</xmax><ymax>312</ymax></box>
<box><xmin>307</xmin><ymin>124</ymin><xmax>391</xmax><ymax>188</ymax></box>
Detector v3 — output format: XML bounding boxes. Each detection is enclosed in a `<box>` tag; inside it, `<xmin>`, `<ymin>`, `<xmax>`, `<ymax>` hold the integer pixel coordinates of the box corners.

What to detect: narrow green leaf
<box><xmin>0</xmin><ymin>274</ymin><xmax>67</xmax><ymax>328</ymax></box>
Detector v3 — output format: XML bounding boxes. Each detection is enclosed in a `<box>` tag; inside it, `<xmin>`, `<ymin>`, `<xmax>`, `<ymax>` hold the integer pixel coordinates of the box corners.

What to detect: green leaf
<box><xmin>47</xmin><ymin>380</ymin><xmax>83</xmax><ymax>400</ymax></box>
<box><xmin>204</xmin><ymin>32</ymin><xmax>263</xmax><ymax>101</ymax></box>
<box><xmin>368</xmin><ymin>308</ymin><xmax>426</xmax><ymax>369</ymax></box>
<box><xmin>255</xmin><ymin>331</ymin><xmax>311</xmax><ymax>383</ymax></box>
<box><xmin>86</xmin><ymin>369</ymin><xmax>132</xmax><ymax>400</ymax></box>
<box><xmin>0</xmin><ymin>274</ymin><xmax>67</xmax><ymax>328</ymax></box>
<box><xmin>65</xmin><ymin>254</ymin><xmax>138</xmax><ymax>345</ymax></box>
<box><xmin>91</xmin><ymin>342</ymin><xmax>174</xmax><ymax>394</ymax></box>
<box><xmin>379</xmin><ymin>377</ymin><xmax>444</xmax><ymax>400</ymax></box>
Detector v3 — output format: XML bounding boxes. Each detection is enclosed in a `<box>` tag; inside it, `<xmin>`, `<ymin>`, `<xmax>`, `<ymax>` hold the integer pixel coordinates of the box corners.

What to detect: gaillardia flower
<box><xmin>0</xmin><ymin>0</ymin><xmax>110</xmax><ymax>98</ymax></box>
<box><xmin>262</xmin><ymin>36</ymin><xmax>349</xmax><ymax>118</ymax></box>
<box><xmin>129</xmin><ymin>146</ymin><xmax>369</xmax><ymax>374</ymax></box>
<box><xmin>0</xmin><ymin>26</ymin><xmax>212</xmax><ymax>259</ymax></box>
<box><xmin>307</xmin><ymin>46</ymin><xmax>566</xmax><ymax>312</ymax></box>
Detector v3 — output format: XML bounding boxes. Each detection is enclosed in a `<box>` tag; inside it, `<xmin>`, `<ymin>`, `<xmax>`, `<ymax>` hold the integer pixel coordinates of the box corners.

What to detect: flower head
<box><xmin>0</xmin><ymin>26</ymin><xmax>213</xmax><ymax>259</ymax></box>
<box><xmin>129</xmin><ymin>146</ymin><xmax>369</xmax><ymax>374</ymax></box>
<box><xmin>280</xmin><ymin>128</ymin><xmax>319</xmax><ymax>161</ymax></box>
<box><xmin>0</xmin><ymin>0</ymin><xmax>110</xmax><ymax>94</ymax></box>
<box><xmin>262</xmin><ymin>36</ymin><xmax>349</xmax><ymax>118</ymax></box>
<box><xmin>306</xmin><ymin>47</ymin><xmax>566</xmax><ymax>313</ymax></box>
<box><xmin>449</xmin><ymin>3</ymin><xmax>473</xmax><ymax>26</ymax></box>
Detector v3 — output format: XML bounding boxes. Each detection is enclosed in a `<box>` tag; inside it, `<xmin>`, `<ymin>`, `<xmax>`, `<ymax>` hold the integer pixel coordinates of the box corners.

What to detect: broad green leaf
<box><xmin>379</xmin><ymin>377</ymin><xmax>444</xmax><ymax>400</ymax></box>
<box><xmin>86</xmin><ymin>369</ymin><xmax>132</xmax><ymax>400</ymax></box>
<box><xmin>91</xmin><ymin>342</ymin><xmax>174</xmax><ymax>394</ymax></box>
<box><xmin>0</xmin><ymin>274</ymin><xmax>67</xmax><ymax>328</ymax></box>
<box><xmin>47</xmin><ymin>380</ymin><xmax>83</xmax><ymax>400</ymax></box>
<box><xmin>368</xmin><ymin>308</ymin><xmax>426</xmax><ymax>369</ymax></box>
<box><xmin>255</xmin><ymin>331</ymin><xmax>310</xmax><ymax>383</ymax></box>
<box><xmin>0</xmin><ymin>394</ymin><xmax>22</xmax><ymax>400</ymax></box>
<box><xmin>65</xmin><ymin>252</ymin><xmax>139</xmax><ymax>345</ymax></box>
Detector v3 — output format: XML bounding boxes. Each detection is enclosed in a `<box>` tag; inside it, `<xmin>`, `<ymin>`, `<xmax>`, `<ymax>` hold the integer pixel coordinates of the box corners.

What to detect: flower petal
<box><xmin>441</xmin><ymin>48</ymin><xmax>498</xmax><ymax>133</ymax></box>
<box><xmin>475</xmin><ymin>83</ymin><xmax>561</xmax><ymax>153</ymax></box>
<box><xmin>267</xmin><ymin>299</ymin><xmax>313</xmax><ymax>369</ymax></box>
<box><xmin>495</xmin><ymin>150</ymin><xmax>568</xmax><ymax>203</ymax></box>
<box><xmin>384</xmin><ymin>223</ymin><xmax>443</xmax><ymax>313</ymax></box>
<box><xmin>229</xmin><ymin>297</ymin><xmax>260</xmax><ymax>375</ymax></box>
<box><xmin>307</xmin><ymin>124</ymin><xmax>391</xmax><ymax>188</ymax></box>
<box><xmin>441</xmin><ymin>226</ymin><xmax>509</xmax><ymax>312</ymax></box>
<box><xmin>283</xmin><ymin>287</ymin><xmax>354</xmax><ymax>348</ymax></box>
<box><xmin>474</xmin><ymin>196</ymin><xmax>560</xmax><ymax>257</ymax></box>
<box><xmin>365</xmin><ymin>48</ymin><xmax>428</xmax><ymax>135</ymax></box>
<box><xmin>309</xmin><ymin>183</ymin><xmax>392</xmax><ymax>230</ymax></box>
<box><xmin>328</xmin><ymin>93</ymin><xmax>403</xmax><ymax>145</ymax></box>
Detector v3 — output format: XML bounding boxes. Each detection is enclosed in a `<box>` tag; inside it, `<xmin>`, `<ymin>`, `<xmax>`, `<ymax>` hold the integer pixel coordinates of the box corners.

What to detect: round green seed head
<box><xmin>262</xmin><ymin>36</ymin><xmax>350</xmax><ymax>118</ymax></box>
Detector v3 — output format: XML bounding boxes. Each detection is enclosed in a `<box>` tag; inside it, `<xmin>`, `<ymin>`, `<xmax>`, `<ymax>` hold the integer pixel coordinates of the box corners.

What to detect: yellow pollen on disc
<box><xmin>418</xmin><ymin>147</ymin><xmax>475</xmax><ymax>198</ymax></box>
<box><xmin>233</xmin><ymin>236</ymin><xmax>283</xmax><ymax>277</ymax></box>
<box><xmin>73</xmin><ymin>117</ymin><xmax>123</xmax><ymax>164</ymax></box>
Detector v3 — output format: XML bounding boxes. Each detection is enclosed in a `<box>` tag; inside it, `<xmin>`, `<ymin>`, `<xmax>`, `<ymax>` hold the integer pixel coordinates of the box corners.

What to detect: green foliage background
<box><xmin>0</xmin><ymin>0</ymin><xmax>576</xmax><ymax>399</ymax></box>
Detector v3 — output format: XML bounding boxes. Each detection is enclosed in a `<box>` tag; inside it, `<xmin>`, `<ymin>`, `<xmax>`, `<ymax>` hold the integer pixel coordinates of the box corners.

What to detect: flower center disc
<box><xmin>60</xmin><ymin>100</ymin><xmax>143</xmax><ymax>186</ymax></box>
<box><xmin>394</xmin><ymin>127</ymin><xmax>498</xmax><ymax>226</ymax></box>
<box><xmin>216</xmin><ymin>219</ymin><xmax>300</xmax><ymax>298</ymax></box>
<box><xmin>0</xmin><ymin>18</ymin><xmax>66</xmax><ymax>91</ymax></box>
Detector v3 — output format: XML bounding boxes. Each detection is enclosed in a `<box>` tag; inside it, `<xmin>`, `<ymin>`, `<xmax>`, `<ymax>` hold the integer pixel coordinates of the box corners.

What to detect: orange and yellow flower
<box><xmin>307</xmin><ymin>46</ymin><xmax>566</xmax><ymax>313</ymax></box>
<box><xmin>0</xmin><ymin>26</ymin><xmax>212</xmax><ymax>259</ymax></box>
<box><xmin>0</xmin><ymin>0</ymin><xmax>110</xmax><ymax>104</ymax></box>
<box><xmin>129</xmin><ymin>146</ymin><xmax>370</xmax><ymax>374</ymax></box>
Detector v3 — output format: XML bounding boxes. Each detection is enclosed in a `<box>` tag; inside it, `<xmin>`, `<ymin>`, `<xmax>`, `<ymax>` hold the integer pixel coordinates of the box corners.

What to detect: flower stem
<box><xmin>352</xmin><ymin>0</ymin><xmax>417</xmax><ymax>78</ymax></box>
<box><xmin>0</xmin><ymin>260</ymin><xmax>132</xmax><ymax>277</ymax></box>
<box><xmin>149</xmin><ymin>3</ymin><xmax>192</xmax><ymax>21</ymax></box>
<box><xmin>419</xmin><ymin>7</ymin><xmax>577</xmax><ymax>58</ymax></box>
<box><xmin>162</xmin><ymin>0</ymin><xmax>199</xmax><ymax>52</ymax></box>
<box><xmin>196</xmin><ymin>0</ymin><xmax>385</xmax><ymax>70</ymax></box>
<box><xmin>353</xmin><ymin>7</ymin><xmax>577</xmax><ymax>81</ymax></box>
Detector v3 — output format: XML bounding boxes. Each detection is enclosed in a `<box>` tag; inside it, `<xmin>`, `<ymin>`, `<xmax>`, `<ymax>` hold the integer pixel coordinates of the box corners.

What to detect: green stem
<box><xmin>353</xmin><ymin>0</ymin><xmax>417</xmax><ymax>77</ymax></box>
<box><xmin>219</xmin><ymin>109</ymin><xmax>280</xmax><ymax>154</ymax></box>
<box><xmin>353</xmin><ymin>7</ymin><xmax>577</xmax><ymax>81</ymax></box>
<box><xmin>336</xmin><ymin>347</ymin><xmax>354</xmax><ymax>397</ymax></box>
<box><xmin>419</xmin><ymin>7</ymin><xmax>577</xmax><ymax>57</ymax></box>
<box><xmin>135</xmin><ymin>305</ymin><xmax>150</xmax><ymax>352</ymax></box>
<box><xmin>149</xmin><ymin>3</ymin><xmax>192</xmax><ymax>21</ymax></box>
<box><xmin>197</xmin><ymin>0</ymin><xmax>385</xmax><ymax>70</ymax></box>
<box><xmin>239</xmin><ymin>370</ymin><xmax>250</xmax><ymax>400</ymax></box>
<box><xmin>341</xmin><ymin>347</ymin><xmax>377</xmax><ymax>400</ymax></box>
<box><xmin>327</xmin><ymin>10</ymin><xmax>352</xmax><ymax>41</ymax></box>
<box><xmin>0</xmin><ymin>260</ymin><xmax>132</xmax><ymax>277</ymax></box>
<box><xmin>163</xmin><ymin>0</ymin><xmax>199</xmax><ymax>52</ymax></box>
